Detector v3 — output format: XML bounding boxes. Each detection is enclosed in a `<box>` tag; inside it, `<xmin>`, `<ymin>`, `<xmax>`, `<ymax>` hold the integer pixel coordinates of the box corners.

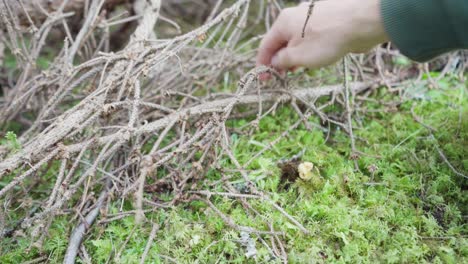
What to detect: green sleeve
<box><xmin>381</xmin><ymin>0</ymin><xmax>468</xmax><ymax>62</ymax></box>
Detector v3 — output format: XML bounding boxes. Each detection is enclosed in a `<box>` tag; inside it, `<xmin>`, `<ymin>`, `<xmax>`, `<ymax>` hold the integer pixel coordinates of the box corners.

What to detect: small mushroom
<box><xmin>298</xmin><ymin>162</ymin><xmax>320</xmax><ymax>181</ymax></box>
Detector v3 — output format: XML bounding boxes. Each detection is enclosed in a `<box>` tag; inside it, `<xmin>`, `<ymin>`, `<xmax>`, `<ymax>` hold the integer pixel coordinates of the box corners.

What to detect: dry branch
<box><xmin>2</xmin><ymin>0</ymin><xmax>129</xmax><ymax>30</ymax></box>
<box><xmin>0</xmin><ymin>82</ymin><xmax>369</xmax><ymax>184</ymax></box>
<box><xmin>63</xmin><ymin>189</ymin><xmax>108</xmax><ymax>264</ymax></box>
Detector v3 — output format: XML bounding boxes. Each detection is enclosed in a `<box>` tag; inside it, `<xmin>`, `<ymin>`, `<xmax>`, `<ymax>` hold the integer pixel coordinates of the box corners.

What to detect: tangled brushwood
<box><xmin>0</xmin><ymin>0</ymin><xmax>466</xmax><ymax>263</ymax></box>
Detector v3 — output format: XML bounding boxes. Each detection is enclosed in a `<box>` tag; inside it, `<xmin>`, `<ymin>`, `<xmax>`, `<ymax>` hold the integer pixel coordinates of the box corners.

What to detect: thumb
<box><xmin>271</xmin><ymin>46</ymin><xmax>301</xmax><ymax>70</ymax></box>
<box><xmin>272</xmin><ymin>44</ymin><xmax>342</xmax><ymax>71</ymax></box>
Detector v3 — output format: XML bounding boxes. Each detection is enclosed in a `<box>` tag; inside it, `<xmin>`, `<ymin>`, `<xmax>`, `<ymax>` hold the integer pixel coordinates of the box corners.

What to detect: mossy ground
<box><xmin>1</xmin><ymin>73</ymin><xmax>467</xmax><ymax>263</ymax></box>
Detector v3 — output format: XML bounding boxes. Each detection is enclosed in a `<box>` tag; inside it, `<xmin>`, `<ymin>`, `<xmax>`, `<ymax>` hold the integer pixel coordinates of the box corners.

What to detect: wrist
<box><xmin>348</xmin><ymin>0</ymin><xmax>389</xmax><ymax>52</ymax></box>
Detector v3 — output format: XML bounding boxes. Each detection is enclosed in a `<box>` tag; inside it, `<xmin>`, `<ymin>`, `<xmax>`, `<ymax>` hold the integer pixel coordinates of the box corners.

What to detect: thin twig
<box><xmin>64</xmin><ymin>189</ymin><xmax>108</xmax><ymax>264</ymax></box>
<box><xmin>140</xmin><ymin>222</ymin><xmax>160</xmax><ymax>264</ymax></box>
<box><xmin>301</xmin><ymin>1</ymin><xmax>316</xmax><ymax>38</ymax></box>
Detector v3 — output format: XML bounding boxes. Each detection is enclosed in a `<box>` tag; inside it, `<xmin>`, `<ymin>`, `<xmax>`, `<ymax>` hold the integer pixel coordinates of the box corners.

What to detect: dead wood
<box><xmin>2</xmin><ymin>0</ymin><xmax>129</xmax><ymax>30</ymax></box>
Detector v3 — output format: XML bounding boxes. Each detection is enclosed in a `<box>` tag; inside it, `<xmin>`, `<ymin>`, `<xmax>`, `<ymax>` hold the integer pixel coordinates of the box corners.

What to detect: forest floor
<box><xmin>1</xmin><ymin>69</ymin><xmax>466</xmax><ymax>263</ymax></box>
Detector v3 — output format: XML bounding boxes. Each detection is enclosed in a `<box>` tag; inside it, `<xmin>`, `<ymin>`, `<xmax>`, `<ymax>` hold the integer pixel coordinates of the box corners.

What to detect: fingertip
<box><xmin>259</xmin><ymin>72</ymin><xmax>271</xmax><ymax>81</ymax></box>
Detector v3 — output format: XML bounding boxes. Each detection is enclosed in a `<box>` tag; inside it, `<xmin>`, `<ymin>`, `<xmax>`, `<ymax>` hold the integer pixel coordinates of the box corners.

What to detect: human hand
<box><xmin>256</xmin><ymin>0</ymin><xmax>389</xmax><ymax>72</ymax></box>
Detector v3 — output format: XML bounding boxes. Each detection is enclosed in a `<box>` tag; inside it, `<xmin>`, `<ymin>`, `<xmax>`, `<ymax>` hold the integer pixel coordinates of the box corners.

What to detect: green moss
<box><xmin>1</xmin><ymin>76</ymin><xmax>466</xmax><ymax>263</ymax></box>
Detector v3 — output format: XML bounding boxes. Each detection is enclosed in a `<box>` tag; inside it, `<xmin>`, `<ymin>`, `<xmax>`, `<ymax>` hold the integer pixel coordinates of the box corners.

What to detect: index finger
<box><xmin>256</xmin><ymin>20</ymin><xmax>289</xmax><ymax>67</ymax></box>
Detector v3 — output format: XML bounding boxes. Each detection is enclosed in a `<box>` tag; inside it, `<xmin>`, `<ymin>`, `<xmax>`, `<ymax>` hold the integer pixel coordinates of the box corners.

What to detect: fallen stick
<box><xmin>139</xmin><ymin>222</ymin><xmax>160</xmax><ymax>264</ymax></box>
<box><xmin>63</xmin><ymin>189</ymin><xmax>108</xmax><ymax>264</ymax></box>
<box><xmin>1</xmin><ymin>0</ymin><xmax>128</xmax><ymax>30</ymax></box>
